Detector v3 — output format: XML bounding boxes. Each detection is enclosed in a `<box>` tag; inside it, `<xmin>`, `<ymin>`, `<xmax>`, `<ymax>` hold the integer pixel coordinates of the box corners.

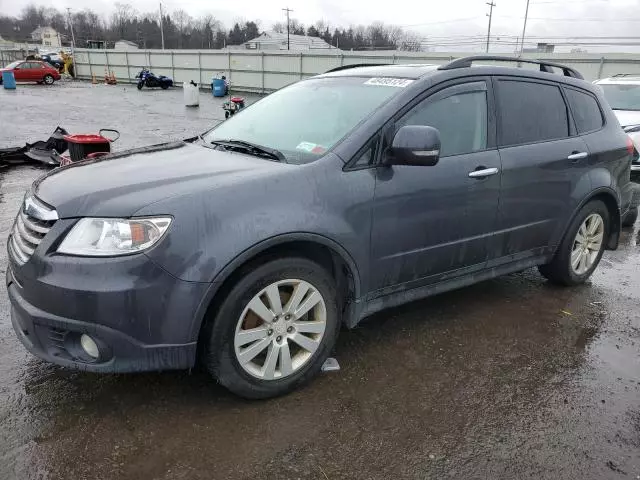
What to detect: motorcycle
<box><xmin>135</xmin><ymin>69</ymin><xmax>173</xmax><ymax>90</ymax></box>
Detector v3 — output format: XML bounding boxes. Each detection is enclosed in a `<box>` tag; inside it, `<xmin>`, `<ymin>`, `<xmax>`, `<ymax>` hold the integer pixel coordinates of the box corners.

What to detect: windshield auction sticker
<box><xmin>364</xmin><ymin>78</ymin><xmax>414</xmax><ymax>87</ymax></box>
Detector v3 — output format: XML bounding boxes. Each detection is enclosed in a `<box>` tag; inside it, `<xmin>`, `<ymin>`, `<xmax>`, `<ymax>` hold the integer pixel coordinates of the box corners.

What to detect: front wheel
<box><xmin>43</xmin><ymin>74</ymin><xmax>54</xmax><ymax>85</ymax></box>
<box><xmin>137</xmin><ymin>82</ymin><xmax>143</xmax><ymax>90</ymax></box>
<box><xmin>539</xmin><ymin>200</ymin><xmax>609</xmax><ymax>286</ymax></box>
<box><xmin>203</xmin><ymin>257</ymin><xmax>340</xmax><ymax>399</ymax></box>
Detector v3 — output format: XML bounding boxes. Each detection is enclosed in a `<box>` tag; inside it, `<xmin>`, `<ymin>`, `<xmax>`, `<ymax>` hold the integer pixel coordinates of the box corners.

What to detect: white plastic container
<box><xmin>183</xmin><ymin>81</ymin><xmax>199</xmax><ymax>107</ymax></box>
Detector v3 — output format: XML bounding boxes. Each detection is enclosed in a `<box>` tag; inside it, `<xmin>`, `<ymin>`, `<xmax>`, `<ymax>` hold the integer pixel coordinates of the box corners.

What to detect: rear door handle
<box><xmin>468</xmin><ymin>167</ymin><xmax>499</xmax><ymax>179</ymax></box>
<box><xmin>568</xmin><ymin>152</ymin><xmax>588</xmax><ymax>161</ymax></box>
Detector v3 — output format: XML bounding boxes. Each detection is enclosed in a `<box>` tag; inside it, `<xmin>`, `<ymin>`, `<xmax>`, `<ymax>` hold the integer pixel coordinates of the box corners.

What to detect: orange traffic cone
<box><xmin>110</xmin><ymin>72</ymin><xmax>117</xmax><ymax>85</ymax></box>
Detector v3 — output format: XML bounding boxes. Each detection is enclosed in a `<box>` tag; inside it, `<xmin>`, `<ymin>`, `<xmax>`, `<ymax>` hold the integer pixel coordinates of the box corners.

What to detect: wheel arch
<box><xmin>189</xmin><ymin>233</ymin><xmax>362</xmax><ymax>344</ymax></box>
<box><xmin>565</xmin><ymin>187</ymin><xmax>620</xmax><ymax>252</ymax></box>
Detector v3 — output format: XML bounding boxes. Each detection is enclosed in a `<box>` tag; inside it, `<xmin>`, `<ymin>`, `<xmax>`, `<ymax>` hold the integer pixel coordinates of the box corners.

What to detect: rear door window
<box><xmin>565</xmin><ymin>88</ymin><xmax>604</xmax><ymax>133</ymax></box>
<box><xmin>496</xmin><ymin>80</ymin><xmax>569</xmax><ymax>146</ymax></box>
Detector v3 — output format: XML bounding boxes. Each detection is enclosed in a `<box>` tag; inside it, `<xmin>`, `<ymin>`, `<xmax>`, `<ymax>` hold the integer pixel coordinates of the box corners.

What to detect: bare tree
<box><xmin>172</xmin><ymin>9</ymin><xmax>192</xmax><ymax>48</ymax></box>
<box><xmin>111</xmin><ymin>2</ymin><xmax>137</xmax><ymax>39</ymax></box>
<box><xmin>272</xmin><ymin>21</ymin><xmax>286</xmax><ymax>34</ymax></box>
<box><xmin>399</xmin><ymin>31</ymin><xmax>424</xmax><ymax>51</ymax></box>
<box><xmin>198</xmin><ymin>14</ymin><xmax>217</xmax><ymax>48</ymax></box>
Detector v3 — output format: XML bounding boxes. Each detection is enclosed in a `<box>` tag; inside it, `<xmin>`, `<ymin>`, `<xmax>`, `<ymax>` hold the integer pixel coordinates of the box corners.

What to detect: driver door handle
<box><xmin>468</xmin><ymin>167</ymin><xmax>499</xmax><ymax>179</ymax></box>
<box><xmin>568</xmin><ymin>152</ymin><xmax>588</xmax><ymax>161</ymax></box>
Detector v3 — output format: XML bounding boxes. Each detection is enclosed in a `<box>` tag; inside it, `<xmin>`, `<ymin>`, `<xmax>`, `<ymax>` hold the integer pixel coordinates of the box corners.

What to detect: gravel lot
<box><xmin>1</xmin><ymin>81</ymin><xmax>639</xmax><ymax>480</ymax></box>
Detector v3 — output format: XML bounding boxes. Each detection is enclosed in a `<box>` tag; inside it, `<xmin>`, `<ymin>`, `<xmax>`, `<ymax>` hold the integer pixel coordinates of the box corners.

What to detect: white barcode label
<box><xmin>364</xmin><ymin>77</ymin><xmax>414</xmax><ymax>88</ymax></box>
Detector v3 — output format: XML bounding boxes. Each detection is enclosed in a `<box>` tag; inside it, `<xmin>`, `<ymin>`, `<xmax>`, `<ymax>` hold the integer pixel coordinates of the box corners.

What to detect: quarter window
<box><xmin>397</xmin><ymin>86</ymin><xmax>488</xmax><ymax>157</ymax></box>
<box><xmin>565</xmin><ymin>88</ymin><xmax>603</xmax><ymax>133</ymax></box>
<box><xmin>497</xmin><ymin>80</ymin><xmax>569</xmax><ymax>146</ymax></box>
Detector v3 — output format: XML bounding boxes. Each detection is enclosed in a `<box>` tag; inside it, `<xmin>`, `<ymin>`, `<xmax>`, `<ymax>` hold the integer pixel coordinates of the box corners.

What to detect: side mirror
<box><xmin>385</xmin><ymin>125</ymin><xmax>441</xmax><ymax>166</ymax></box>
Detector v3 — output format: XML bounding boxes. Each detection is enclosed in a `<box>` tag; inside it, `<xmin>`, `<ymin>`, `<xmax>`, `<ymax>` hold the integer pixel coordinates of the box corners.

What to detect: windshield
<box><xmin>599</xmin><ymin>83</ymin><xmax>640</xmax><ymax>111</ymax></box>
<box><xmin>4</xmin><ymin>61</ymin><xmax>21</xmax><ymax>69</ymax></box>
<box><xmin>204</xmin><ymin>77</ymin><xmax>407</xmax><ymax>164</ymax></box>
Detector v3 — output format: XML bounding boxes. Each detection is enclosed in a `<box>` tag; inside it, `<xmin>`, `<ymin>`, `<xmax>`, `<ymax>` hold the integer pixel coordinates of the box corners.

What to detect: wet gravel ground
<box><xmin>1</xmin><ymin>82</ymin><xmax>639</xmax><ymax>480</ymax></box>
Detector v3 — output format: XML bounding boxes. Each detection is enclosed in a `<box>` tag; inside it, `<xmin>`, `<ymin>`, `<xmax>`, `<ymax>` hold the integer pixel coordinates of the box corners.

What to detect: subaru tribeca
<box><xmin>7</xmin><ymin>56</ymin><xmax>637</xmax><ymax>398</ymax></box>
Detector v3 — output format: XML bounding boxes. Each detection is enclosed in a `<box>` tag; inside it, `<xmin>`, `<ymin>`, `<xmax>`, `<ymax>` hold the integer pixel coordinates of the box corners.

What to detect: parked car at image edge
<box><xmin>593</xmin><ymin>74</ymin><xmax>640</xmax><ymax>226</ymax></box>
<box><xmin>6</xmin><ymin>56</ymin><xmax>638</xmax><ymax>399</ymax></box>
<box><xmin>0</xmin><ymin>60</ymin><xmax>61</xmax><ymax>85</ymax></box>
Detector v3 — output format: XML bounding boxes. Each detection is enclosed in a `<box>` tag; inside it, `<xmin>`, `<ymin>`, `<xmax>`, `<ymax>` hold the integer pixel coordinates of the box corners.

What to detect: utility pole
<box><xmin>159</xmin><ymin>1</ymin><xmax>165</xmax><ymax>50</ymax></box>
<box><xmin>282</xmin><ymin>7</ymin><xmax>293</xmax><ymax>50</ymax></box>
<box><xmin>519</xmin><ymin>0</ymin><xmax>530</xmax><ymax>55</ymax></box>
<box><xmin>66</xmin><ymin>8</ymin><xmax>76</xmax><ymax>54</ymax></box>
<box><xmin>486</xmin><ymin>2</ymin><xmax>496</xmax><ymax>53</ymax></box>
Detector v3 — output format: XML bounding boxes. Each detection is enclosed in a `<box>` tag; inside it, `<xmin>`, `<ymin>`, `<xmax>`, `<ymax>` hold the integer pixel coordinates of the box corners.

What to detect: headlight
<box><xmin>57</xmin><ymin>217</ymin><xmax>172</xmax><ymax>256</ymax></box>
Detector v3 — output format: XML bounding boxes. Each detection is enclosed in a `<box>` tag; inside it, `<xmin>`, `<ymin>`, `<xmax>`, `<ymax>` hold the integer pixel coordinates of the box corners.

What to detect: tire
<box><xmin>43</xmin><ymin>74</ymin><xmax>54</xmax><ymax>85</ymax></box>
<box><xmin>539</xmin><ymin>200</ymin><xmax>609</xmax><ymax>286</ymax></box>
<box><xmin>137</xmin><ymin>82</ymin><xmax>143</xmax><ymax>90</ymax></box>
<box><xmin>203</xmin><ymin>257</ymin><xmax>340</xmax><ymax>399</ymax></box>
<box><xmin>224</xmin><ymin>111</ymin><xmax>230</xmax><ymax>119</ymax></box>
<box><xmin>622</xmin><ymin>207</ymin><xmax>638</xmax><ymax>228</ymax></box>
<box><xmin>160</xmin><ymin>83</ymin><xmax>169</xmax><ymax>90</ymax></box>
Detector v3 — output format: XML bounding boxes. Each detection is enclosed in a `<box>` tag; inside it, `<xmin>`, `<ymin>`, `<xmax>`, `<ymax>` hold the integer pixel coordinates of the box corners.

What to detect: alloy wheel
<box><xmin>233</xmin><ymin>279</ymin><xmax>327</xmax><ymax>380</ymax></box>
<box><xmin>571</xmin><ymin>213</ymin><xmax>604</xmax><ymax>275</ymax></box>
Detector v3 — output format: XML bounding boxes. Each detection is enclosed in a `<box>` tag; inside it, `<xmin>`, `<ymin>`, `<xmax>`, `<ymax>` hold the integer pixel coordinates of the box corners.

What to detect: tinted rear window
<box><xmin>565</xmin><ymin>88</ymin><xmax>603</xmax><ymax>133</ymax></box>
<box><xmin>497</xmin><ymin>80</ymin><xmax>569</xmax><ymax>146</ymax></box>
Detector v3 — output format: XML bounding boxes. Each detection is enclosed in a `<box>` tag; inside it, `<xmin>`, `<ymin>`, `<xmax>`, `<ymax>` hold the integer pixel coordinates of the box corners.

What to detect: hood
<box><xmin>612</xmin><ymin>109</ymin><xmax>640</xmax><ymax>128</ymax></box>
<box><xmin>34</xmin><ymin>142</ymin><xmax>287</xmax><ymax>218</ymax></box>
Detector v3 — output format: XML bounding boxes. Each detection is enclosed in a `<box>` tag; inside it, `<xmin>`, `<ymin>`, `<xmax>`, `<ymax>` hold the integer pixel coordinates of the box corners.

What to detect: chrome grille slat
<box><xmin>16</xmin><ymin>215</ymin><xmax>43</xmax><ymax>246</ymax></box>
<box><xmin>9</xmin><ymin>236</ymin><xmax>29</xmax><ymax>263</ymax></box>
<box><xmin>20</xmin><ymin>211</ymin><xmax>50</xmax><ymax>234</ymax></box>
<box><xmin>8</xmin><ymin>196</ymin><xmax>57</xmax><ymax>265</ymax></box>
<box><xmin>12</xmin><ymin>230</ymin><xmax>35</xmax><ymax>256</ymax></box>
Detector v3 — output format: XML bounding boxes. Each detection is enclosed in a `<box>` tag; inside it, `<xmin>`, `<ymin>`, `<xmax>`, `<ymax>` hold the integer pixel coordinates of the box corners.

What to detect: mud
<box><xmin>1</xmin><ymin>82</ymin><xmax>639</xmax><ymax>480</ymax></box>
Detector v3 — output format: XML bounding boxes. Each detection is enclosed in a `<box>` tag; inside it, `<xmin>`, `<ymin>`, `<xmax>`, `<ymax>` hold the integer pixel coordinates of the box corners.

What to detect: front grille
<box><xmin>8</xmin><ymin>197</ymin><xmax>57</xmax><ymax>265</ymax></box>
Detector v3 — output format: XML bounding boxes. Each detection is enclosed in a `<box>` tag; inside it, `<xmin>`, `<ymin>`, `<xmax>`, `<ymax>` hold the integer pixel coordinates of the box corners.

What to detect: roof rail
<box><xmin>611</xmin><ymin>73</ymin><xmax>640</xmax><ymax>78</ymax></box>
<box><xmin>325</xmin><ymin>63</ymin><xmax>390</xmax><ymax>73</ymax></box>
<box><xmin>437</xmin><ymin>55</ymin><xmax>584</xmax><ymax>80</ymax></box>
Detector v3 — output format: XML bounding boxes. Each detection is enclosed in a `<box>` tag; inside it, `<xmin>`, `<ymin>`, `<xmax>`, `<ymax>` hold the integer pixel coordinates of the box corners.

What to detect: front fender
<box><xmin>186</xmin><ymin>231</ymin><xmax>363</xmax><ymax>340</ymax></box>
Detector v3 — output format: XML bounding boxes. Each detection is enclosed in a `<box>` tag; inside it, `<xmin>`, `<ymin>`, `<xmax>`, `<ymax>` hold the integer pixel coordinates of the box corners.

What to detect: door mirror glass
<box><xmin>386</xmin><ymin>125</ymin><xmax>441</xmax><ymax>166</ymax></box>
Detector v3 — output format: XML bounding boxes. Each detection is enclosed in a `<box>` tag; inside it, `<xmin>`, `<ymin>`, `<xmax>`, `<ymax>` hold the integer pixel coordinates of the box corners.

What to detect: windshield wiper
<box><xmin>210</xmin><ymin>139</ymin><xmax>287</xmax><ymax>163</ymax></box>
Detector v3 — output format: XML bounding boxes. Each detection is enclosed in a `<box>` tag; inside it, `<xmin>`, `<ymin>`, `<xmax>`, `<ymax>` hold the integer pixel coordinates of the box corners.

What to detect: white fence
<box><xmin>0</xmin><ymin>48</ymin><xmax>38</xmax><ymax>67</ymax></box>
<box><xmin>73</xmin><ymin>48</ymin><xmax>640</xmax><ymax>93</ymax></box>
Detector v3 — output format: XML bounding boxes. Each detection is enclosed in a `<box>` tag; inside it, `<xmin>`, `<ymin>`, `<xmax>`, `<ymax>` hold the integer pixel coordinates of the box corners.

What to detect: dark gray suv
<box><xmin>6</xmin><ymin>56</ymin><xmax>637</xmax><ymax>398</ymax></box>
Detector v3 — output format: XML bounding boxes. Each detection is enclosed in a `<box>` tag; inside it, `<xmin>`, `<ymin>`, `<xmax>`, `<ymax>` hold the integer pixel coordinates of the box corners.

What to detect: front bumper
<box><xmin>6</xmin><ymin>250</ymin><xmax>210</xmax><ymax>373</ymax></box>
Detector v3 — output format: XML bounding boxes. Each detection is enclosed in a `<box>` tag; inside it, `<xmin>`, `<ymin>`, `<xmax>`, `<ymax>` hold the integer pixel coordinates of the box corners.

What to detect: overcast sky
<box><xmin>2</xmin><ymin>0</ymin><xmax>639</xmax><ymax>52</ymax></box>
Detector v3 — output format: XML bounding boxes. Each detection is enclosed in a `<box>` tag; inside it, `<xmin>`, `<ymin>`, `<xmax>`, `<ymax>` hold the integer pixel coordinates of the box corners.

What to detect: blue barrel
<box><xmin>2</xmin><ymin>70</ymin><xmax>16</xmax><ymax>89</ymax></box>
<box><xmin>212</xmin><ymin>78</ymin><xmax>226</xmax><ymax>97</ymax></box>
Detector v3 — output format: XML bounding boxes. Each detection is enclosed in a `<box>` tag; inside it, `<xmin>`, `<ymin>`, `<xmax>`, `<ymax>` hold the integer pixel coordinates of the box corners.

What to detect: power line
<box><xmin>497</xmin><ymin>15</ymin><xmax>640</xmax><ymax>21</ymax></box>
<box><xmin>400</xmin><ymin>17</ymin><xmax>479</xmax><ymax>27</ymax></box>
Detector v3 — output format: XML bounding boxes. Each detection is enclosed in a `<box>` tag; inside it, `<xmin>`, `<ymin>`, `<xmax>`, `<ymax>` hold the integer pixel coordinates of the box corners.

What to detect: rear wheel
<box><xmin>160</xmin><ymin>83</ymin><xmax>169</xmax><ymax>90</ymax></box>
<box><xmin>43</xmin><ymin>74</ymin><xmax>54</xmax><ymax>85</ymax></box>
<box><xmin>539</xmin><ymin>200</ymin><xmax>609</xmax><ymax>286</ymax></box>
<box><xmin>203</xmin><ymin>257</ymin><xmax>339</xmax><ymax>399</ymax></box>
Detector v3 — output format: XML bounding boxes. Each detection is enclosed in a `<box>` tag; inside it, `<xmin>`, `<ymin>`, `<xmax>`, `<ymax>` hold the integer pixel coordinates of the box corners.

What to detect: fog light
<box><xmin>80</xmin><ymin>334</ymin><xmax>99</xmax><ymax>359</ymax></box>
